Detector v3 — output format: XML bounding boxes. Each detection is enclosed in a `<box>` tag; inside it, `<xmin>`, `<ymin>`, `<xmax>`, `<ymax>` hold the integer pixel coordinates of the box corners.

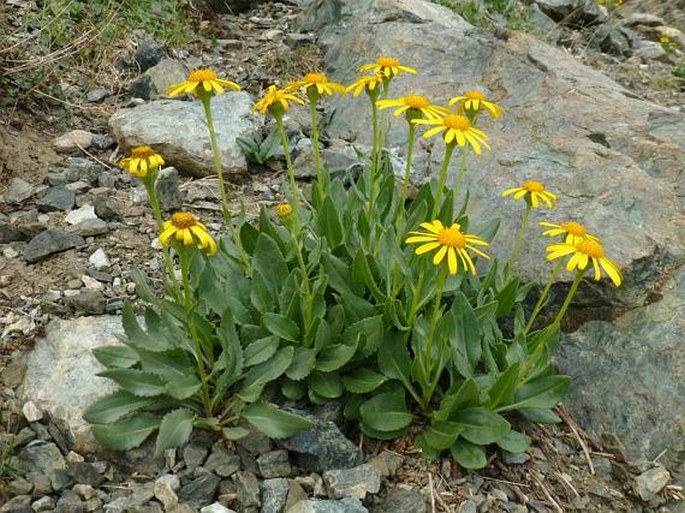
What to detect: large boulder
<box><xmin>110</xmin><ymin>92</ymin><xmax>262</xmax><ymax>178</ymax></box>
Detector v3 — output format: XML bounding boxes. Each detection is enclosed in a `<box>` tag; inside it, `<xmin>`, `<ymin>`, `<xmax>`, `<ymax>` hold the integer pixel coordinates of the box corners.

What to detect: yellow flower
<box><xmin>376</xmin><ymin>94</ymin><xmax>450</xmax><ymax>120</ymax></box>
<box><xmin>275</xmin><ymin>203</ymin><xmax>293</xmax><ymax>217</ymax></box>
<box><xmin>405</xmin><ymin>220</ymin><xmax>490</xmax><ymax>275</ymax></box>
<box><xmin>540</xmin><ymin>221</ymin><xmax>598</xmax><ymax>245</ymax></box>
<box><xmin>502</xmin><ymin>180</ymin><xmax>557</xmax><ymax>209</ymax></box>
<box><xmin>159</xmin><ymin>212</ymin><xmax>217</xmax><ymax>256</ymax></box>
<box><xmin>546</xmin><ymin>238</ymin><xmax>622</xmax><ymax>286</ymax></box>
<box><xmin>119</xmin><ymin>146</ymin><xmax>165</xmax><ymax>178</ymax></box>
<box><xmin>288</xmin><ymin>72</ymin><xmax>346</xmax><ymax>97</ymax></box>
<box><xmin>254</xmin><ymin>85</ymin><xmax>305</xmax><ymax>116</ymax></box>
<box><xmin>346</xmin><ymin>74</ymin><xmax>384</xmax><ymax>97</ymax></box>
<box><xmin>448</xmin><ymin>90</ymin><xmax>503</xmax><ymax>119</ymax></box>
<box><xmin>167</xmin><ymin>69</ymin><xmax>241</xmax><ymax>98</ymax></box>
<box><xmin>413</xmin><ymin>113</ymin><xmax>491</xmax><ymax>154</ymax></box>
<box><xmin>359</xmin><ymin>56</ymin><xmax>418</xmax><ymax>79</ymax></box>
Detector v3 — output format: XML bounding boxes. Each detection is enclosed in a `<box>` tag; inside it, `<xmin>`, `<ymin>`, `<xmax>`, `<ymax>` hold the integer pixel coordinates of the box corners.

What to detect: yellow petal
<box><xmin>416</xmin><ymin>242</ymin><xmax>441</xmax><ymax>255</ymax></box>
<box><xmin>433</xmin><ymin>245</ymin><xmax>447</xmax><ymax>265</ymax></box>
<box><xmin>447</xmin><ymin>248</ymin><xmax>457</xmax><ymax>275</ymax></box>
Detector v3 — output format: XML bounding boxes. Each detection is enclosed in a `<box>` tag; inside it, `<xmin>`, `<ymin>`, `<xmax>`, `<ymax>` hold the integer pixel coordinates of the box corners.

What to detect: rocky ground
<box><xmin>1</xmin><ymin>0</ymin><xmax>684</xmax><ymax>512</ymax></box>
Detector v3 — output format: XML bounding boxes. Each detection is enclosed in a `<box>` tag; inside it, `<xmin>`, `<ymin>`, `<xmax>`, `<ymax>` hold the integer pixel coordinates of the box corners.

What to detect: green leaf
<box><xmin>155</xmin><ymin>408</ymin><xmax>195</xmax><ymax>454</ymax></box>
<box><xmin>309</xmin><ymin>372</ymin><xmax>343</xmax><ymax>399</ymax></box>
<box><xmin>281</xmin><ymin>379</ymin><xmax>307</xmax><ymax>400</ymax></box>
<box><xmin>450</xmin><ymin>438</ymin><xmax>487</xmax><ymax>469</ymax></box>
<box><xmin>342</xmin><ymin>368</ymin><xmax>387</xmax><ymax>394</ymax></box>
<box><xmin>165</xmin><ymin>374</ymin><xmax>202</xmax><ymax>400</ymax></box>
<box><xmin>413</xmin><ymin>433</ymin><xmax>443</xmax><ymax>460</ymax></box>
<box><xmin>494</xmin><ymin>276</ymin><xmax>520</xmax><ymax>318</ymax></box>
<box><xmin>250</xmin><ymin>269</ymin><xmax>275</xmax><ymax>314</ymax></box>
<box><xmin>322</xmin><ymin>253</ymin><xmax>357</xmax><ymax>296</ymax></box>
<box><xmin>243</xmin><ymin>336</ymin><xmax>280</xmax><ymax>367</ymax></box>
<box><xmin>359</xmin><ymin>390</ymin><xmax>412</xmax><ymax>432</ymax></box>
<box><xmin>446</xmin><ymin>293</ymin><xmax>482</xmax><ymax>378</ymax></box>
<box><xmin>98</xmin><ymin>369</ymin><xmax>168</xmax><ymax>397</ymax></box>
<box><xmin>243</xmin><ymin>402</ymin><xmax>313</xmax><ymax>439</ymax></box>
<box><xmin>121</xmin><ymin>302</ymin><xmax>168</xmax><ymax>352</ymax></box>
<box><xmin>451</xmin><ymin>407</ymin><xmax>510</xmax><ymax>445</ymax></box>
<box><xmin>252</xmin><ymin>233</ymin><xmax>289</xmax><ymax>296</ymax></box>
<box><xmin>222</xmin><ymin>427</ymin><xmax>250</xmax><ymax>440</ymax></box>
<box><xmin>487</xmin><ymin>363</ymin><xmax>521</xmax><ymax>409</ymax></box>
<box><xmin>91</xmin><ymin>413</ymin><xmax>160</xmax><ymax>451</ymax></box>
<box><xmin>519</xmin><ymin>408</ymin><xmax>561</xmax><ymax>423</ymax></box>
<box><xmin>378</xmin><ymin>333</ymin><xmax>414</xmax><ymax>393</ymax></box>
<box><xmin>240</xmin><ymin>222</ymin><xmax>260</xmax><ymax>255</ymax></box>
<box><xmin>497</xmin><ymin>375</ymin><xmax>571</xmax><ymax>412</ymax></box>
<box><xmin>318</xmin><ymin>195</ymin><xmax>344</xmax><ymax>248</ymax></box>
<box><xmin>137</xmin><ymin>348</ymin><xmax>196</xmax><ymax>383</ymax></box>
<box><xmin>340</xmin><ymin>293</ymin><xmax>377</xmax><ymax>322</ymax></box>
<box><xmin>360</xmin><ymin>423</ymin><xmax>409</xmax><ymax>440</ymax></box>
<box><xmin>421</xmin><ymin>421</ymin><xmax>463</xmax><ymax>451</ymax></box>
<box><xmin>83</xmin><ymin>391</ymin><xmax>153</xmax><ymax>425</ymax></box>
<box><xmin>315</xmin><ymin>343</ymin><xmax>357</xmax><ymax>372</ymax></box>
<box><xmin>286</xmin><ymin>347</ymin><xmax>316</xmax><ymax>381</ymax></box>
<box><xmin>238</xmin><ymin>346</ymin><xmax>295</xmax><ymax>402</ymax></box>
<box><xmin>352</xmin><ymin>250</ymin><xmax>384</xmax><ymax>302</ymax></box>
<box><xmin>496</xmin><ymin>429</ymin><xmax>532</xmax><ymax>454</ymax></box>
<box><xmin>262</xmin><ymin>312</ymin><xmax>300</xmax><ymax>342</ymax></box>
<box><xmin>342</xmin><ymin>315</ymin><xmax>383</xmax><ymax>357</ymax></box>
<box><xmin>92</xmin><ymin>346</ymin><xmax>139</xmax><ymax>368</ymax></box>
<box><xmin>433</xmin><ymin>379</ymin><xmax>481</xmax><ymax>422</ymax></box>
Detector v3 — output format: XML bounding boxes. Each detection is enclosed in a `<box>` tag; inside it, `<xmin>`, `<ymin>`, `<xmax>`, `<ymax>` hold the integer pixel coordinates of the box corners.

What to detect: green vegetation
<box><xmin>432</xmin><ymin>0</ymin><xmax>530</xmax><ymax>29</ymax></box>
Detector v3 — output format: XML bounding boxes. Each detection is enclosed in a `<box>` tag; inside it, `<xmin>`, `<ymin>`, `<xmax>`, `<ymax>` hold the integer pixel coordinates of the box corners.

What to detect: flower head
<box><xmin>359</xmin><ymin>56</ymin><xmax>417</xmax><ymax>79</ymax></box>
<box><xmin>254</xmin><ymin>85</ymin><xmax>305</xmax><ymax>116</ymax></box>
<box><xmin>540</xmin><ymin>221</ymin><xmax>598</xmax><ymax>245</ymax></box>
<box><xmin>546</xmin><ymin>238</ymin><xmax>622</xmax><ymax>286</ymax></box>
<box><xmin>405</xmin><ymin>220</ymin><xmax>490</xmax><ymax>275</ymax></box>
<box><xmin>502</xmin><ymin>180</ymin><xmax>557</xmax><ymax>209</ymax></box>
<box><xmin>167</xmin><ymin>69</ymin><xmax>241</xmax><ymax>98</ymax></box>
<box><xmin>448</xmin><ymin>91</ymin><xmax>503</xmax><ymax>119</ymax></box>
<box><xmin>119</xmin><ymin>146</ymin><xmax>165</xmax><ymax>178</ymax></box>
<box><xmin>413</xmin><ymin>113</ymin><xmax>490</xmax><ymax>154</ymax></box>
<box><xmin>288</xmin><ymin>72</ymin><xmax>346</xmax><ymax>98</ymax></box>
<box><xmin>275</xmin><ymin>203</ymin><xmax>293</xmax><ymax>218</ymax></box>
<box><xmin>376</xmin><ymin>94</ymin><xmax>450</xmax><ymax>121</ymax></box>
<box><xmin>159</xmin><ymin>212</ymin><xmax>217</xmax><ymax>256</ymax></box>
<box><xmin>346</xmin><ymin>74</ymin><xmax>384</xmax><ymax>98</ymax></box>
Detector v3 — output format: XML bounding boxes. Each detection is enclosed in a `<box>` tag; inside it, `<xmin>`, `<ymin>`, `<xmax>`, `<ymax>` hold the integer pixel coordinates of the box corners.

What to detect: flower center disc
<box><xmin>444</xmin><ymin>115</ymin><xmax>471</xmax><ymax>130</ymax></box>
<box><xmin>171</xmin><ymin>213</ymin><xmax>197</xmax><ymax>229</ymax></box>
<box><xmin>377</xmin><ymin>57</ymin><xmax>399</xmax><ymax>67</ymax></box>
<box><xmin>131</xmin><ymin>146</ymin><xmax>154</xmax><ymax>158</ymax></box>
<box><xmin>188</xmin><ymin>69</ymin><xmax>218</xmax><ymax>82</ymax></box>
<box><xmin>437</xmin><ymin>227</ymin><xmax>466</xmax><ymax>248</ymax></box>
<box><xmin>465</xmin><ymin>91</ymin><xmax>486</xmax><ymax>101</ymax></box>
<box><xmin>522</xmin><ymin>180</ymin><xmax>544</xmax><ymax>193</ymax></box>
<box><xmin>561</xmin><ymin>221</ymin><xmax>586</xmax><ymax>236</ymax></box>
<box><xmin>304</xmin><ymin>72</ymin><xmax>327</xmax><ymax>83</ymax></box>
<box><xmin>577</xmin><ymin>239</ymin><xmax>605</xmax><ymax>258</ymax></box>
<box><xmin>404</xmin><ymin>95</ymin><xmax>429</xmax><ymax>108</ymax></box>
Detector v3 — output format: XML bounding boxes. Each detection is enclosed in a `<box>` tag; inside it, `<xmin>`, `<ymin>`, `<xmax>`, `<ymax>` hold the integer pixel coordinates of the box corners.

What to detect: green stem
<box><xmin>201</xmin><ymin>96</ymin><xmax>250</xmax><ymax>272</ymax></box>
<box><xmin>553</xmin><ymin>269</ymin><xmax>585</xmax><ymax>327</ymax></box>
<box><xmin>525</xmin><ymin>259</ymin><xmax>563</xmax><ymax>333</ymax></box>
<box><xmin>431</xmin><ymin>143</ymin><xmax>456</xmax><ymax>220</ymax></box>
<box><xmin>395</xmin><ymin>123</ymin><xmax>417</xmax><ymax>239</ymax></box>
<box><xmin>407</xmin><ymin>265</ymin><xmax>426</xmax><ymax>328</ymax></box>
<box><xmin>421</xmin><ymin>265</ymin><xmax>448</xmax><ymax>407</ymax></box>
<box><xmin>509</xmin><ymin>202</ymin><xmax>532</xmax><ymax>269</ymax></box>
<box><xmin>308</xmin><ymin>92</ymin><xmax>326</xmax><ymax>201</ymax></box>
<box><xmin>453</xmin><ymin>146</ymin><xmax>470</xmax><ymax>201</ymax></box>
<box><xmin>368</xmin><ymin>98</ymin><xmax>379</xmax><ymax>220</ymax></box>
<box><xmin>274</xmin><ymin>114</ymin><xmax>302</xmax><ymax>221</ymax></box>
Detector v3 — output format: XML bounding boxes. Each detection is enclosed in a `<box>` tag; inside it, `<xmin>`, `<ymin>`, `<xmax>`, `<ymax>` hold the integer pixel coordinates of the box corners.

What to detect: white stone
<box><xmin>200</xmin><ymin>503</ymin><xmax>237</xmax><ymax>513</ymax></box>
<box><xmin>154</xmin><ymin>474</ymin><xmax>180</xmax><ymax>511</ymax></box>
<box><xmin>88</xmin><ymin>248</ymin><xmax>110</xmax><ymax>270</ymax></box>
<box><xmin>81</xmin><ymin>275</ymin><xmax>104</xmax><ymax>291</ymax></box>
<box><xmin>65</xmin><ymin>181</ymin><xmax>91</xmax><ymax>193</ymax></box>
<box><xmin>3</xmin><ymin>247</ymin><xmax>18</xmax><ymax>259</ymax></box>
<box><xmin>65</xmin><ymin>204</ymin><xmax>98</xmax><ymax>225</ymax></box>
<box><xmin>22</xmin><ymin>400</ymin><xmax>43</xmax><ymax>422</ymax></box>
<box><xmin>53</xmin><ymin>130</ymin><xmax>94</xmax><ymax>154</ymax></box>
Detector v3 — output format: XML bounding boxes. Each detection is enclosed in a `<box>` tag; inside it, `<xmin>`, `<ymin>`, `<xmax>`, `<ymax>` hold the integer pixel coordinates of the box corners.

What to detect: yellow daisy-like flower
<box><xmin>376</xmin><ymin>94</ymin><xmax>450</xmax><ymax>120</ymax></box>
<box><xmin>288</xmin><ymin>72</ymin><xmax>346</xmax><ymax>98</ymax></box>
<box><xmin>119</xmin><ymin>146</ymin><xmax>165</xmax><ymax>178</ymax></box>
<box><xmin>405</xmin><ymin>220</ymin><xmax>490</xmax><ymax>275</ymax></box>
<box><xmin>546</xmin><ymin>238</ymin><xmax>622</xmax><ymax>286</ymax></box>
<box><xmin>359</xmin><ymin>56</ymin><xmax>418</xmax><ymax>79</ymax></box>
<box><xmin>254</xmin><ymin>85</ymin><xmax>305</xmax><ymax>116</ymax></box>
<box><xmin>502</xmin><ymin>180</ymin><xmax>557</xmax><ymax>209</ymax></box>
<box><xmin>159</xmin><ymin>212</ymin><xmax>217</xmax><ymax>256</ymax></box>
<box><xmin>539</xmin><ymin>221</ymin><xmax>598</xmax><ymax>245</ymax></box>
<box><xmin>413</xmin><ymin>113</ymin><xmax>491</xmax><ymax>154</ymax></box>
<box><xmin>167</xmin><ymin>69</ymin><xmax>241</xmax><ymax>98</ymax></box>
<box><xmin>275</xmin><ymin>203</ymin><xmax>293</xmax><ymax>217</ymax></box>
<box><xmin>448</xmin><ymin>91</ymin><xmax>503</xmax><ymax>119</ymax></box>
<box><xmin>346</xmin><ymin>74</ymin><xmax>385</xmax><ymax>97</ymax></box>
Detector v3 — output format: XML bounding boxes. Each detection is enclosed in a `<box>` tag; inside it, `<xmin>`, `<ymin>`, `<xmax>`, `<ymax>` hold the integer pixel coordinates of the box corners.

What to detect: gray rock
<box><xmin>22</xmin><ymin>229</ymin><xmax>84</xmax><ymax>263</ymax></box>
<box><xmin>155</xmin><ymin>474</ymin><xmax>181</xmax><ymax>511</ymax></box>
<box><xmin>533</xmin><ymin>0</ymin><xmax>606</xmax><ymax>26</ymax></box>
<box><xmin>0</xmin><ymin>495</ymin><xmax>32</xmax><ymax>513</ymax></box>
<box><xmin>457</xmin><ymin>500</ymin><xmax>477</xmax><ymax>513</ymax></box>
<box><xmin>127</xmin><ymin>482</ymin><xmax>156</xmax><ymax>508</ymax></box>
<box><xmin>156</xmin><ymin>166</ymin><xmax>183</xmax><ymax>212</ymax></box>
<box><xmin>31</xmin><ymin>496</ymin><xmax>56</xmax><ymax>512</ymax></box>
<box><xmin>183</xmin><ymin>444</ymin><xmax>209</xmax><ymax>472</ymax></box>
<box><xmin>257</xmin><ymin>450</ymin><xmax>291</xmax><ymax>478</ymax></box>
<box><xmin>66</xmin><ymin>157</ymin><xmax>103</xmax><ymax>185</ymax></box>
<box><xmin>178</xmin><ymin>474</ymin><xmax>221</xmax><ymax>508</ymax></box>
<box><xmin>53</xmin><ymin>130</ymin><xmax>94</xmax><ymax>154</ymax></box>
<box><xmin>65</xmin><ymin>204</ymin><xmax>99</xmax><ymax>225</ymax></box>
<box><xmin>287</xmin><ymin>497</ymin><xmax>368</xmax><ymax>513</ymax></box>
<box><xmin>633</xmin><ymin>42</ymin><xmax>671</xmax><ymax>63</ymax></box>
<box><xmin>204</xmin><ymin>446</ymin><xmax>241</xmax><ymax>478</ymax></box>
<box><xmin>323</xmin><ymin>464</ymin><xmax>381</xmax><ymax>500</ymax></box>
<box><xmin>21</xmin><ymin>316</ymin><xmax>125</xmax><ymax>453</ymax></box>
<box><xmin>557</xmin><ymin>267</ymin><xmax>685</xmax><ymax>470</ymax></box>
<box><xmin>67</xmin><ymin>460</ymin><xmax>105</xmax><ymax>486</ymax></box>
<box><xmin>592</xmin><ymin>25</ymin><xmax>634</xmax><ymax>56</ymax></box>
<box><xmin>136</xmin><ymin>37</ymin><xmax>167</xmax><ymax>72</ymax></box>
<box><xmin>129</xmin><ymin>75</ymin><xmax>153</xmax><ymax>101</ymax></box>
<box><xmin>36</xmin><ymin>186</ymin><xmax>75</xmax><ymax>212</ymax></box>
<box><xmin>66</xmin><ymin>218</ymin><xmax>110</xmax><ymax>237</ymax></box>
<box><xmin>88</xmin><ymin>248</ymin><xmax>111</xmax><ymax>270</ymax></box>
<box><xmin>86</xmin><ymin>88</ymin><xmax>109</xmax><ymax>103</ymax></box>
<box><xmin>293</xmin><ymin>142</ymin><xmax>359</xmax><ymax>180</ymax></box>
<box><xmin>13</xmin><ymin>441</ymin><xmax>66</xmax><ymax>475</ymax></box>
<box><xmin>21</xmin><ymin>401</ymin><xmax>42</xmax><ymax>422</ymax></box>
<box><xmin>110</xmin><ymin>93</ymin><xmax>262</xmax><ymax>178</ymax></box>
<box><xmin>237</xmin><ymin>429</ymin><xmax>272</xmax><ymax>456</ymax></box>
<box><xmin>93</xmin><ymin>195</ymin><xmax>123</xmax><ymax>221</ymax></box>
<box><xmin>634</xmin><ymin>466</ymin><xmax>671</xmax><ymax>502</ymax></box>
<box><xmin>233</xmin><ymin>471</ymin><xmax>261</xmax><ymax>508</ymax></box>
<box><xmin>26</xmin><ymin>471</ymin><xmax>51</xmax><ymax>495</ymax></box>
<box><xmin>366</xmin><ymin>451</ymin><xmax>403</xmax><ymax>478</ymax></box>
<box><xmin>65</xmin><ymin>289</ymin><xmax>107</xmax><ymax>314</ymax></box>
<box><xmin>260</xmin><ymin>478</ymin><xmax>289</xmax><ymax>513</ymax></box>
<box><xmin>373</xmin><ymin>488</ymin><xmax>427</xmax><ymax>513</ymax></box>
<box><xmin>4</xmin><ymin>177</ymin><xmax>34</xmax><ymax>204</ymax></box>
<box><xmin>200</xmin><ymin>504</ymin><xmax>237</xmax><ymax>513</ymax></box>
<box><xmin>0</xmin><ymin>219</ymin><xmax>25</xmax><ymax>243</ymax></box>
<box><xmin>278</xmin><ymin>411</ymin><xmax>363</xmax><ymax>473</ymax></box>
<box><xmin>524</xmin><ymin>3</ymin><xmax>560</xmax><ymax>39</ymax></box>
<box><xmin>146</xmin><ymin>59</ymin><xmax>188</xmax><ymax>99</ymax></box>
<box><xmin>8</xmin><ymin>476</ymin><xmax>33</xmax><ymax>495</ymax></box>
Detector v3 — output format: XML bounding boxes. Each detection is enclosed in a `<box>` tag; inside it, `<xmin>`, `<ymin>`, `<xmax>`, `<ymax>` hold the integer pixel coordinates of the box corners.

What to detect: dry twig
<box><xmin>558</xmin><ymin>406</ymin><xmax>595</xmax><ymax>475</ymax></box>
